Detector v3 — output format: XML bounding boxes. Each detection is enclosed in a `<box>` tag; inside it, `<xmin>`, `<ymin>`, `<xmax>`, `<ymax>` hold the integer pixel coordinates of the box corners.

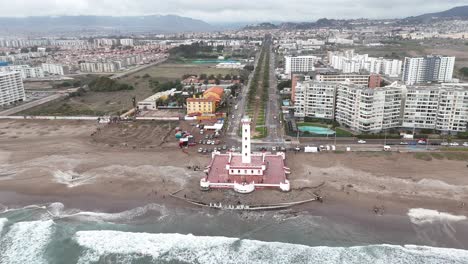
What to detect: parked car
<box><xmin>463</xmin><ymin>142</ymin><xmax>468</xmax><ymax>147</ymax></box>
<box><xmin>357</xmin><ymin>140</ymin><xmax>366</xmax><ymax>144</ymax></box>
<box><xmin>399</xmin><ymin>142</ymin><xmax>408</xmax><ymax>145</ymax></box>
<box><xmin>198</xmin><ymin>148</ymin><xmax>203</xmax><ymax>153</ymax></box>
<box><xmin>272</xmin><ymin>146</ymin><xmax>277</xmax><ymax>151</ymax></box>
<box><xmin>222</xmin><ymin>145</ymin><xmax>227</xmax><ymax>150</ymax></box>
<box><xmin>202</xmin><ymin>148</ymin><xmax>207</xmax><ymax>153</ymax></box>
<box><xmin>440</xmin><ymin>142</ymin><xmax>449</xmax><ymax>146</ymax></box>
<box><xmin>450</xmin><ymin>142</ymin><xmax>459</xmax><ymax>146</ymax></box>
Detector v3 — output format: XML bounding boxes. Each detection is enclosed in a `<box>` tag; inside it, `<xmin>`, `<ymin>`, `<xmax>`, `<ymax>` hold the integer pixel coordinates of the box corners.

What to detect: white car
<box><xmin>357</xmin><ymin>140</ymin><xmax>366</xmax><ymax>144</ymax></box>
<box><xmin>272</xmin><ymin>146</ymin><xmax>276</xmax><ymax>151</ymax></box>
<box><xmin>198</xmin><ymin>148</ymin><xmax>203</xmax><ymax>153</ymax></box>
<box><xmin>399</xmin><ymin>142</ymin><xmax>409</xmax><ymax>145</ymax></box>
<box><xmin>463</xmin><ymin>142</ymin><xmax>468</xmax><ymax>147</ymax></box>
<box><xmin>440</xmin><ymin>142</ymin><xmax>449</xmax><ymax>146</ymax></box>
<box><xmin>450</xmin><ymin>142</ymin><xmax>459</xmax><ymax>146</ymax></box>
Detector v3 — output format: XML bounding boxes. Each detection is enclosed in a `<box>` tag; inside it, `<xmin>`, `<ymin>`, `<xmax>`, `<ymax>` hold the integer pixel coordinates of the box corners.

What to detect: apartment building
<box><xmin>403</xmin><ymin>85</ymin><xmax>468</xmax><ymax>132</ymax></box>
<box><xmin>315</xmin><ymin>73</ymin><xmax>381</xmax><ymax>88</ymax></box>
<box><xmin>0</xmin><ymin>65</ymin><xmax>44</xmax><ymax>79</ymax></box>
<box><xmin>329</xmin><ymin>50</ymin><xmax>402</xmax><ymax>77</ymax></box>
<box><xmin>436</xmin><ymin>86</ymin><xmax>468</xmax><ymax>132</ymax></box>
<box><xmin>0</xmin><ymin>72</ymin><xmax>25</xmax><ymax>107</ymax></box>
<box><xmin>120</xmin><ymin>39</ymin><xmax>134</xmax><ymax>46</ymax></box>
<box><xmin>402</xmin><ymin>86</ymin><xmax>440</xmax><ymax>129</ymax></box>
<box><xmin>42</xmin><ymin>63</ymin><xmax>69</xmax><ymax>76</ymax></box>
<box><xmin>294</xmin><ymin>81</ymin><xmax>337</xmax><ymax>119</ymax></box>
<box><xmin>335</xmin><ymin>83</ymin><xmax>406</xmax><ymax>133</ymax></box>
<box><xmin>402</xmin><ymin>56</ymin><xmax>455</xmax><ymax>85</ymax></box>
<box><xmin>80</xmin><ymin>62</ymin><xmax>120</xmax><ymax>73</ymax></box>
<box><xmin>285</xmin><ymin>56</ymin><xmax>319</xmax><ymax>75</ymax></box>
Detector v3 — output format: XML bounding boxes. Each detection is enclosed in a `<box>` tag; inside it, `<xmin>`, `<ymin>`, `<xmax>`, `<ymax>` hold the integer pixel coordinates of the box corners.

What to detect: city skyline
<box><xmin>0</xmin><ymin>0</ymin><xmax>466</xmax><ymax>23</ymax></box>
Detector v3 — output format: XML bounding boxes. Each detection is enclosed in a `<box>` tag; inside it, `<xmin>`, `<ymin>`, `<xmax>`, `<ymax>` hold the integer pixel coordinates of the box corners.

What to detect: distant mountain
<box><xmin>406</xmin><ymin>5</ymin><xmax>468</xmax><ymax>21</ymax></box>
<box><xmin>0</xmin><ymin>15</ymin><xmax>214</xmax><ymax>33</ymax></box>
<box><xmin>243</xmin><ymin>22</ymin><xmax>278</xmax><ymax>30</ymax></box>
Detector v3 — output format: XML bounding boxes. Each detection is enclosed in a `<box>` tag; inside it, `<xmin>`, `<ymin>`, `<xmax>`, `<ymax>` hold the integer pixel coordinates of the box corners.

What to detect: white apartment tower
<box><xmin>285</xmin><ymin>56</ymin><xmax>318</xmax><ymax>75</ymax></box>
<box><xmin>241</xmin><ymin>117</ymin><xmax>252</xmax><ymax>164</ymax></box>
<box><xmin>436</xmin><ymin>86</ymin><xmax>468</xmax><ymax>132</ymax></box>
<box><xmin>402</xmin><ymin>56</ymin><xmax>455</xmax><ymax>85</ymax></box>
<box><xmin>335</xmin><ymin>83</ymin><xmax>406</xmax><ymax>133</ymax></box>
<box><xmin>0</xmin><ymin>72</ymin><xmax>25</xmax><ymax>107</ymax></box>
<box><xmin>402</xmin><ymin>86</ymin><xmax>440</xmax><ymax>129</ymax></box>
<box><xmin>294</xmin><ymin>81</ymin><xmax>337</xmax><ymax>119</ymax></box>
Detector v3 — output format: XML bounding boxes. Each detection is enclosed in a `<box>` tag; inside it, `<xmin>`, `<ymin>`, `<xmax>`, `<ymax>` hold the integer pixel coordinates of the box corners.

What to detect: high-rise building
<box><xmin>0</xmin><ymin>72</ymin><xmax>25</xmax><ymax>107</ymax></box>
<box><xmin>402</xmin><ymin>86</ymin><xmax>440</xmax><ymax>129</ymax></box>
<box><xmin>293</xmin><ymin>81</ymin><xmax>337</xmax><ymax>119</ymax></box>
<box><xmin>328</xmin><ymin>50</ymin><xmax>402</xmax><ymax>77</ymax></box>
<box><xmin>285</xmin><ymin>56</ymin><xmax>319</xmax><ymax>75</ymax></box>
<box><xmin>403</xmin><ymin>84</ymin><xmax>468</xmax><ymax>132</ymax></box>
<box><xmin>402</xmin><ymin>56</ymin><xmax>455</xmax><ymax>85</ymax></box>
<box><xmin>0</xmin><ymin>65</ymin><xmax>44</xmax><ymax>79</ymax></box>
<box><xmin>42</xmin><ymin>63</ymin><xmax>69</xmax><ymax>76</ymax></box>
<box><xmin>335</xmin><ymin>83</ymin><xmax>406</xmax><ymax>133</ymax></box>
<box><xmin>120</xmin><ymin>39</ymin><xmax>134</xmax><ymax>46</ymax></box>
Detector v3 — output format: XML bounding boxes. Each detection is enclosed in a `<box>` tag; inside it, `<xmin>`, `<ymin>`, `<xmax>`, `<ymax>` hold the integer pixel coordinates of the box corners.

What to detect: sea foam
<box><xmin>0</xmin><ymin>218</ymin><xmax>7</xmax><ymax>235</ymax></box>
<box><xmin>0</xmin><ymin>220</ymin><xmax>54</xmax><ymax>264</ymax></box>
<box><xmin>408</xmin><ymin>208</ymin><xmax>467</xmax><ymax>225</ymax></box>
<box><xmin>61</xmin><ymin>203</ymin><xmax>168</xmax><ymax>222</ymax></box>
<box><xmin>75</xmin><ymin>231</ymin><xmax>468</xmax><ymax>264</ymax></box>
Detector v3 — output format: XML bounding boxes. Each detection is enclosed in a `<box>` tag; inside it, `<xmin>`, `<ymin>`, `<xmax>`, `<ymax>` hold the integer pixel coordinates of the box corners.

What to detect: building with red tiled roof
<box><xmin>203</xmin><ymin>86</ymin><xmax>224</xmax><ymax>104</ymax></box>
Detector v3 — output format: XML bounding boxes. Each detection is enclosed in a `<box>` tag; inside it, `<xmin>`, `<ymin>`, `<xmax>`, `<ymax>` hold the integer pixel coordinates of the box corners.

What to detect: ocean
<box><xmin>1</xmin><ymin>202</ymin><xmax>468</xmax><ymax>264</ymax></box>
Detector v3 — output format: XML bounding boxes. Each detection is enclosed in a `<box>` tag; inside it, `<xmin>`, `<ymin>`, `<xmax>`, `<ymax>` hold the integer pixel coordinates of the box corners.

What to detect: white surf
<box><xmin>75</xmin><ymin>230</ymin><xmax>468</xmax><ymax>264</ymax></box>
<box><xmin>408</xmin><ymin>208</ymin><xmax>467</xmax><ymax>225</ymax></box>
<box><xmin>0</xmin><ymin>220</ymin><xmax>54</xmax><ymax>264</ymax></box>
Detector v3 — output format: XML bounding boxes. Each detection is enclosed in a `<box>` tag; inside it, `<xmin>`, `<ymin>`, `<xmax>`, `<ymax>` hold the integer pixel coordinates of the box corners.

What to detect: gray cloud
<box><xmin>0</xmin><ymin>0</ymin><xmax>466</xmax><ymax>22</ymax></box>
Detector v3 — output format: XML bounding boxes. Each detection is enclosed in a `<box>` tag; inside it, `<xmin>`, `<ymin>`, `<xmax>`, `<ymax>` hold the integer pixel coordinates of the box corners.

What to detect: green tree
<box><xmin>225</xmin><ymin>74</ymin><xmax>232</xmax><ymax>80</ymax></box>
<box><xmin>277</xmin><ymin>80</ymin><xmax>292</xmax><ymax>90</ymax></box>
<box><xmin>199</xmin><ymin>73</ymin><xmax>207</xmax><ymax>80</ymax></box>
<box><xmin>460</xmin><ymin>67</ymin><xmax>468</xmax><ymax>80</ymax></box>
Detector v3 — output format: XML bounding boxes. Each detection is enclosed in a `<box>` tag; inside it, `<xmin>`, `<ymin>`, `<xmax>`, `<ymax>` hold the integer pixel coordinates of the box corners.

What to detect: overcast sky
<box><xmin>0</xmin><ymin>0</ymin><xmax>466</xmax><ymax>23</ymax></box>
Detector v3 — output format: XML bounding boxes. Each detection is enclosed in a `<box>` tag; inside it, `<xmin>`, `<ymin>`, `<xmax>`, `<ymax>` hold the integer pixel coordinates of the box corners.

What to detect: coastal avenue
<box><xmin>227</xmin><ymin>34</ymin><xmax>285</xmax><ymax>145</ymax></box>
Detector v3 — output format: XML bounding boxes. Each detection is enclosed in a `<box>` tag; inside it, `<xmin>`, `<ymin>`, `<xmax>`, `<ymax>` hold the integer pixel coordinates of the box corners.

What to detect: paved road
<box><xmin>264</xmin><ymin>42</ymin><xmax>284</xmax><ymax>144</ymax></box>
<box><xmin>226</xmin><ymin>49</ymin><xmax>262</xmax><ymax>138</ymax></box>
<box><xmin>0</xmin><ymin>93</ymin><xmax>66</xmax><ymax>116</ymax></box>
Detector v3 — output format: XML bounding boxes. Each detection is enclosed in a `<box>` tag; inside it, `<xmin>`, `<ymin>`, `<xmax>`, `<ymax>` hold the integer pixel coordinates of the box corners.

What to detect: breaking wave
<box><xmin>408</xmin><ymin>208</ymin><xmax>467</xmax><ymax>225</ymax></box>
<box><xmin>75</xmin><ymin>231</ymin><xmax>468</xmax><ymax>264</ymax></box>
<box><xmin>0</xmin><ymin>218</ymin><xmax>7</xmax><ymax>235</ymax></box>
<box><xmin>0</xmin><ymin>220</ymin><xmax>54</xmax><ymax>264</ymax></box>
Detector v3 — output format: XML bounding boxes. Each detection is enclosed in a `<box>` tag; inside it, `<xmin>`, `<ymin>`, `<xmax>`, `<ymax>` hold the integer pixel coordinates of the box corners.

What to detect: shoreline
<box><xmin>1</xmin><ymin>119</ymin><xmax>468</xmax><ymax>249</ymax></box>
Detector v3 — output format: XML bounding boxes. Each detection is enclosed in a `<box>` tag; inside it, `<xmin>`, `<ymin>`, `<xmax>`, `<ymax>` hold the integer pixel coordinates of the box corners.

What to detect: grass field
<box><xmin>121</xmin><ymin>63</ymin><xmax>241</xmax><ymax>83</ymax></box>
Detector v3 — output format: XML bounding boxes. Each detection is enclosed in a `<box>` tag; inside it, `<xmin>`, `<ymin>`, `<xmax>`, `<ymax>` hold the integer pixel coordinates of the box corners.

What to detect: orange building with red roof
<box><xmin>203</xmin><ymin>86</ymin><xmax>224</xmax><ymax>105</ymax></box>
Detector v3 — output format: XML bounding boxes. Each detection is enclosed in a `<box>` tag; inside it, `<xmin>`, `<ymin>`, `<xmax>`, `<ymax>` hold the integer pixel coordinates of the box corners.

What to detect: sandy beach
<box><xmin>0</xmin><ymin>119</ymin><xmax>467</xmax><ymax>231</ymax></box>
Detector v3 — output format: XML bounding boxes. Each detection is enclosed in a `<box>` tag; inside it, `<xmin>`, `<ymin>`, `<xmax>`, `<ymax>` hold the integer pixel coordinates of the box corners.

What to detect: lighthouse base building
<box><xmin>200</xmin><ymin>117</ymin><xmax>290</xmax><ymax>193</ymax></box>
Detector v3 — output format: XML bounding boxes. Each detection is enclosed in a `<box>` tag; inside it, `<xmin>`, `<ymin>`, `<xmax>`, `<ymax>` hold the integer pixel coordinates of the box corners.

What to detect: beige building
<box><xmin>186</xmin><ymin>97</ymin><xmax>216</xmax><ymax>115</ymax></box>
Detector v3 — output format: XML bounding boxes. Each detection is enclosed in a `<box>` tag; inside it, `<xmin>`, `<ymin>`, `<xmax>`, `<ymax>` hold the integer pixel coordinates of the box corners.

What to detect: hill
<box><xmin>407</xmin><ymin>5</ymin><xmax>468</xmax><ymax>21</ymax></box>
<box><xmin>0</xmin><ymin>15</ymin><xmax>214</xmax><ymax>33</ymax></box>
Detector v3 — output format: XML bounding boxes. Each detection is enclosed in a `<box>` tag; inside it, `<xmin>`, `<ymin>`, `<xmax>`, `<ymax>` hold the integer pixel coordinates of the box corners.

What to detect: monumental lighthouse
<box><xmin>241</xmin><ymin>117</ymin><xmax>252</xmax><ymax>164</ymax></box>
<box><xmin>200</xmin><ymin>116</ymin><xmax>290</xmax><ymax>193</ymax></box>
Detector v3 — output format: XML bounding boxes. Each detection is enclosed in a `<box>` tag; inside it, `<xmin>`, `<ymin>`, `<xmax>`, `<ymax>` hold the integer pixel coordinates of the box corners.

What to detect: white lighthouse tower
<box><xmin>241</xmin><ymin>116</ymin><xmax>252</xmax><ymax>164</ymax></box>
